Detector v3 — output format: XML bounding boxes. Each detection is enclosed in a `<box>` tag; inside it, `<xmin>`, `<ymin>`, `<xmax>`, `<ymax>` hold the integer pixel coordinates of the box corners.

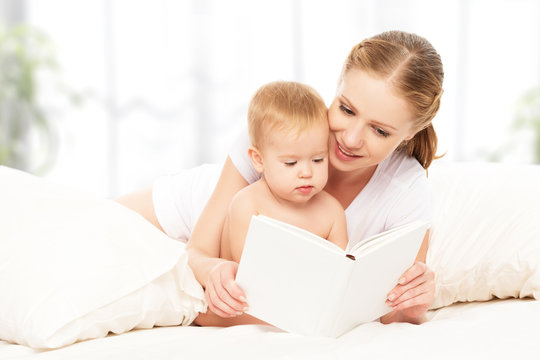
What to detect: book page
<box><xmin>330</xmin><ymin>220</ymin><xmax>428</xmax><ymax>337</ymax></box>
<box><xmin>256</xmin><ymin>215</ymin><xmax>345</xmax><ymax>255</ymax></box>
<box><xmin>348</xmin><ymin>220</ymin><xmax>428</xmax><ymax>257</ymax></box>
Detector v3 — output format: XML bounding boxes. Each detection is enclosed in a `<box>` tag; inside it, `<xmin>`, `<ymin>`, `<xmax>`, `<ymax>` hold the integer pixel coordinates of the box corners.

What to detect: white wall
<box><xmin>16</xmin><ymin>0</ymin><xmax>540</xmax><ymax>197</ymax></box>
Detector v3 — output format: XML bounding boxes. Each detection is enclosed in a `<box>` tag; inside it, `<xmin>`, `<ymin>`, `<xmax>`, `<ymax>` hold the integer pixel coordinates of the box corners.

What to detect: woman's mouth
<box><xmin>335</xmin><ymin>141</ymin><xmax>362</xmax><ymax>160</ymax></box>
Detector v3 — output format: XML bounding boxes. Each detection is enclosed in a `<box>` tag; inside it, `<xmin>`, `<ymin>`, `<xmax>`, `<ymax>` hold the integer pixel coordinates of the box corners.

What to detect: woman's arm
<box><xmin>380</xmin><ymin>230</ymin><xmax>435</xmax><ymax>324</ymax></box>
<box><xmin>186</xmin><ymin>156</ymin><xmax>251</xmax><ymax>318</ymax></box>
<box><xmin>115</xmin><ymin>187</ymin><xmax>164</xmax><ymax>232</ymax></box>
<box><xmin>116</xmin><ymin>156</ymin><xmax>251</xmax><ymax>318</ymax></box>
<box><xmin>221</xmin><ymin>189</ymin><xmax>258</xmax><ymax>263</ymax></box>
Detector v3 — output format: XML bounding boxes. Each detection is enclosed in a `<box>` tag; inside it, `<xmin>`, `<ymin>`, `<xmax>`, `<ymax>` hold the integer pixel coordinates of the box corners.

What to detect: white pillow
<box><xmin>0</xmin><ymin>166</ymin><xmax>206</xmax><ymax>349</ymax></box>
<box><xmin>427</xmin><ymin>162</ymin><xmax>540</xmax><ymax>309</ymax></box>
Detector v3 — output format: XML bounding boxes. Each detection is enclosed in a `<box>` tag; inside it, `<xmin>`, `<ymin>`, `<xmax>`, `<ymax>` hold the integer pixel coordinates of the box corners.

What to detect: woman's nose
<box><xmin>342</xmin><ymin>122</ymin><xmax>365</xmax><ymax>149</ymax></box>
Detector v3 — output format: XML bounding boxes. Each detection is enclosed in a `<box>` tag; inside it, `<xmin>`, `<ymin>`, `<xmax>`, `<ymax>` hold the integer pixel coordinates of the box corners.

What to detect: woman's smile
<box><xmin>334</xmin><ymin>139</ymin><xmax>362</xmax><ymax>161</ymax></box>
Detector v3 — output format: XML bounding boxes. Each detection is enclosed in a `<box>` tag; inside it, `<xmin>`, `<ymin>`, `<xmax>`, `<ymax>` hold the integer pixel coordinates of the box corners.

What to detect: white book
<box><xmin>235</xmin><ymin>215</ymin><xmax>428</xmax><ymax>338</ymax></box>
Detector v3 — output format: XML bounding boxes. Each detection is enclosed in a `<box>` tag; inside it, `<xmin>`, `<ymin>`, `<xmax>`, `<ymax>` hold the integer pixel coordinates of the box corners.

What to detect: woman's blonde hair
<box><xmin>341</xmin><ymin>31</ymin><xmax>444</xmax><ymax>169</ymax></box>
<box><xmin>247</xmin><ymin>81</ymin><xmax>328</xmax><ymax>150</ymax></box>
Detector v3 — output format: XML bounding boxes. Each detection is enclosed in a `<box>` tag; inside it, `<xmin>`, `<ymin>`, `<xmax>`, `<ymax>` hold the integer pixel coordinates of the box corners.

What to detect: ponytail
<box><xmin>405</xmin><ymin>124</ymin><xmax>439</xmax><ymax>169</ymax></box>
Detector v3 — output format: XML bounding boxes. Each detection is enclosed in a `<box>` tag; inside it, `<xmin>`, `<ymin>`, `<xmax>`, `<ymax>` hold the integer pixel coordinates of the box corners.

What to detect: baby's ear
<box><xmin>248</xmin><ymin>146</ymin><xmax>264</xmax><ymax>173</ymax></box>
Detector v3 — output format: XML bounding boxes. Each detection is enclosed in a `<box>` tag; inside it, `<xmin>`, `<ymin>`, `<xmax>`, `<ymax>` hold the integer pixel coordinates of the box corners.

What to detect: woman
<box><xmin>118</xmin><ymin>30</ymin><xmax>443</xmax><ymax>326</ymax></box>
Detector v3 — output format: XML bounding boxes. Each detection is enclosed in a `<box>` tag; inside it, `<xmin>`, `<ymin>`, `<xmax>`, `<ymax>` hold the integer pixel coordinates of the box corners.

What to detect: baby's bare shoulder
<box><xmin>229</xmin><ymin>180</ymin><xmax>267</xmax><ymax>211</ymax></box>
<box><xmin>315</xmin><ymin>190</ymin><xmax>344</xmax><ymax>211</ymax></box>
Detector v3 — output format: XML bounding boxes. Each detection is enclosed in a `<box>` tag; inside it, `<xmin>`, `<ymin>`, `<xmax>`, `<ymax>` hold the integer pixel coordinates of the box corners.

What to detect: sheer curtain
<box><xmin>16</xmin><ymin>0</ymin><xmax>540</xmax><ymax>197</ymax></box>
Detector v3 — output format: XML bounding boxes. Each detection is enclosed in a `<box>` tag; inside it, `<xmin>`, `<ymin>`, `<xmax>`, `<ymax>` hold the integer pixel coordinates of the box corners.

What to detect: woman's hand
<box><xmin>382</xmin><ymin>261</ymin><xmax>435</xmax><ymax>324</ymax></box>
<box><xmin>204</xmin><ymin>260</ymin><xmax>249</xmax><ymax>318</ymax></box>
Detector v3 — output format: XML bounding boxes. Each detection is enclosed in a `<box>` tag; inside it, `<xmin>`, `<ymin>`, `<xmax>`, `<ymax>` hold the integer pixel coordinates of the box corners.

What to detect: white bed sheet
<box><xmin>2</xmin><ymin>299</ymin><xmax>538</xmax><ymax>360</ymax></box>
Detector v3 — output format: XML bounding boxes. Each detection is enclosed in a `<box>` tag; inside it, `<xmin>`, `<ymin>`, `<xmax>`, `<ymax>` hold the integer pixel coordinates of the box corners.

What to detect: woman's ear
<box><xmin>248</xmin><ymin>146</ymin><xmax>264</xmax><ymax>173</ymax></box>
<box><xmin>404</xmin><ymin>127</ymin><xmax>419</xmax><ymax>141</ymax></box>
<box><xmin>404</xmin><ymin>127</ymin><xmax>418</xmax><ymax>141</ymax></box>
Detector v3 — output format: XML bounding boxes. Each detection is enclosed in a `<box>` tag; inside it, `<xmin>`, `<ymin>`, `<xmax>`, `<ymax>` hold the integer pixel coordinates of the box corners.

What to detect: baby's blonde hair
<box><xmin>248</xmin><ymin>81</ymin><xmax>328</xmax><ymax>150</ymax></box>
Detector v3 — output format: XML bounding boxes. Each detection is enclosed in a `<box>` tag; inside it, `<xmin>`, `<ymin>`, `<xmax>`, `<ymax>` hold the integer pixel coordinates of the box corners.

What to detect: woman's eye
<box><xmin>375</xmin><ymin>127</ymin><xmax>390</xmax><ymax>138</ymax></box>
<box><xmin>339</xmin><ymin>104</ymin><xmax>354</xmax><ymax>115</ymax></box>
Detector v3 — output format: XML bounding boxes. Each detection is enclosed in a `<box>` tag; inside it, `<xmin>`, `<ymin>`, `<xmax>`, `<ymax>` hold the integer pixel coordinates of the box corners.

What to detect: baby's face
<box><xmin>261</xmin><ymin>123</ymin><xmax>329</xmax><ymax>204</ymax></box>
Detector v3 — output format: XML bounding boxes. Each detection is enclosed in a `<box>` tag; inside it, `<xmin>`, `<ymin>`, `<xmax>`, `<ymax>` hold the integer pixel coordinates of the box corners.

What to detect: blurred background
<box><xmin>1</xmin><ymin>0</ymin><xmax>539</xmax><ymax>198</ymax></box>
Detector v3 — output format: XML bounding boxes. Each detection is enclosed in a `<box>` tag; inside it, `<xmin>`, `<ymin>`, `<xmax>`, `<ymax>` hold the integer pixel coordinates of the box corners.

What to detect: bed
<box><xmin>1</xmin><ymin>161</ymin><xmax>539</xmax><ymax>359</ymax></box>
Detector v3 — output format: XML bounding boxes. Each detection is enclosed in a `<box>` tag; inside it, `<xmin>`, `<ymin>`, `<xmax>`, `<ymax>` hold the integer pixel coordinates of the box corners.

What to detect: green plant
<box><xmin>0</xmin><ymin>23</ymin><xmax>63</xmax><ymax>173</ymax></box>
<box><xmin>513</xmin><ymin>86</ymin><xmax>540</xmax><ymax>163</ymax></box>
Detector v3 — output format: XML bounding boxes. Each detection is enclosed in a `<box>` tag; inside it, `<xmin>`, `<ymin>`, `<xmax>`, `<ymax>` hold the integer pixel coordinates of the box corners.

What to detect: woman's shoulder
<box><xmin>228</xmin><ymin>127</ymin><xmax>261</xmax><ymax>184</ymax></box>
<box><xmin>377</xmin><ymin>149</ymin><xmax>427</xmax><ymax>189</ymax></box>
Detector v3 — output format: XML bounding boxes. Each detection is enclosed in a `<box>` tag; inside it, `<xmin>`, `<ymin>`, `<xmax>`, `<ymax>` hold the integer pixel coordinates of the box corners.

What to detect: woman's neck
<box><xmin>325</xmin><ymin>165</ymin><xmax>378</xmax><ymax>209</ymax></box>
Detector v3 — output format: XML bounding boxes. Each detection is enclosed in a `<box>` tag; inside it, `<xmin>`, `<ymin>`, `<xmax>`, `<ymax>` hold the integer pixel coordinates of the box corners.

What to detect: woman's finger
<box><xmin>387</xmin><ymin>278</ymin><xmax>431</xmax><ymax>307</ymax></box>
<box><xmin>223</xmin><ymin>277</ymin><xmax>248</xmax><ymax>304</ymax></box>
<box><xmin>214</xmin><ymin>278</ymin><xmax>247</xmax><ymax>313</ymax></box>
<box><xmin>214</xmin><ymin>262</ymin><xmax>248</xmax><ymax>310</ymax></box>
<box><xmin>397</xmin><ymin>261</ymin><xmax>428</xmax><ymax>285</ymax></box>
<box><xmin>386</xmin><ymin>274</ymin><xmax>426</xmax><ymax>304</ymax></box>
<box><xmin>217</xmin><ymin>261</ymin><xmax>248</xmax><ymax>305</ymax></box>
<box><xmin>390</xmin><ymin>291</ymin><xmax>432</xmax><ymax>312</ymax></box>
<box><xmin>205</xmin><ymin>282</ymin><xmax>237</xmax><ymax>317</ymax></box>
<box><xmin>205</xmin><ymin>287</ymin><xmax>233</xmax><ymax>318</ymax></box>
<box><xmin>206</xmin><ymin>262</ymin><xmax>248</xmax><ymax>316</ymax></box>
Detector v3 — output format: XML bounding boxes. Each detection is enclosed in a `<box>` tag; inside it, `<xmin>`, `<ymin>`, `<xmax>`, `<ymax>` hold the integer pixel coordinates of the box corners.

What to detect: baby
<box><xmin>220</xmin><ymin>80</ymin><xmax>348</xmax><ymax>262</ymax></box>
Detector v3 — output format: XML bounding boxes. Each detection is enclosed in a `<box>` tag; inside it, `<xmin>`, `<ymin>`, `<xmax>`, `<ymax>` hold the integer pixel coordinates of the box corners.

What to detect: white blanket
<box><xmin>2</xmin><ymin>299</ymin><xmax>539</xmax><ymax>359</ymax></box>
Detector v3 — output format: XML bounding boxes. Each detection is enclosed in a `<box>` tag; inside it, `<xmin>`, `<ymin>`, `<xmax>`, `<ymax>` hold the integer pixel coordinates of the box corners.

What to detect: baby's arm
<box><xmin>325</xmin><ymin>197</ymin><xmax>348</xmax><ymax>250</ymax></box>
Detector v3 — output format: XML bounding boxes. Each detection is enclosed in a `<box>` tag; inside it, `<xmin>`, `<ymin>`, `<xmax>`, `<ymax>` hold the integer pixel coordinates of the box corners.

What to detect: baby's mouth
<box><xmin>296</xmin><ymin>185</ymin><xmax>313</xmax><ymax>195</ymax></box>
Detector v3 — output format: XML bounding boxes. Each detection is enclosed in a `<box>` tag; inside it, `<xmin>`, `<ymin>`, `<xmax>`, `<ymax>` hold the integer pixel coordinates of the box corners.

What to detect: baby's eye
<box><xmin>284</xmin><ymin>161</ymin><xmax>297</xmax><ymax>166</ymax></box>
<box><xmin>339</xmin><ymin>104</ymin><xmax>354</xmax><ymax>115</ymax></box>
<box><xmin>312</xmin><ymin>158</ymin><xmax>325</xmax><ymax>163</ymax></box>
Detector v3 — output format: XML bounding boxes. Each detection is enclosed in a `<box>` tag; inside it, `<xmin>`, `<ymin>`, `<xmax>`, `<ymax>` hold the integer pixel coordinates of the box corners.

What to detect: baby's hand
<box><xmin>205</xmin><ymin>260</ymin><xmax>249</xmax><ymax>318</ymax></box>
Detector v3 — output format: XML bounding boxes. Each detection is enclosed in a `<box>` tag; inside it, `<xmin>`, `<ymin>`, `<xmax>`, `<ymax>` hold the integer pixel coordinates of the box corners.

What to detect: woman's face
<box><xmin>328</xmin><ymin>68</ymin><xmax>417</xmax><ymax>174</ymax></box>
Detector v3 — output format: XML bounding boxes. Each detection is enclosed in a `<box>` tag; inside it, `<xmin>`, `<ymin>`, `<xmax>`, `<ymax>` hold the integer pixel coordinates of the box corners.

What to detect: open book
<box><xmin>235</xmin><ymin>215</ymin><xmax>428</xmax><ymax>338</ymax></box>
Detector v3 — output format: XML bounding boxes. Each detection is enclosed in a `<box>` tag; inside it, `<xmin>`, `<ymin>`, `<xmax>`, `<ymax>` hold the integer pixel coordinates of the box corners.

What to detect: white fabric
<box><xmin>427</xmin><ymin>161</ymin><xmax>540</xmax><ymax>309</ymax></box>
<box><xmin>228</xmin><ymin>127</ymin><xmax>261</xmax><ymax>185</ymax></box>
<box><xmin>2</xmin><ymin>299</ymin><xmax>539</xmax><ymax>359</ymax></box>
<box><xmin>2</xmin><ymin>161</ymin><xmax>540</xmax><ymax>358</ymax></box>
<box><xmin>152</xmin><ymin>163</ymin><xmax>221</xmax><ymax>241</ymax></box>
<box><xmin>229</xmin><ymin>128</ymin><xmax>433</xmax><ymax>249</ymax></box>
<box><xmin>0</xmin><ymin>166</ymin><xmax>206</xmax><ymax>349</ymax></box>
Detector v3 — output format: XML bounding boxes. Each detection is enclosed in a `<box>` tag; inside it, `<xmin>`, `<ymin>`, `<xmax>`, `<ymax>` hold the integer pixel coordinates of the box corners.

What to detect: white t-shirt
<box><xmin>153</xmin><ymin>129</ymin><xmax>433</xmax><ymax>249</ymax></box>
<box><xmin>152</xmin><ymin>163</ymin><xmax>222</xmax><ymax>242</ymax></box>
